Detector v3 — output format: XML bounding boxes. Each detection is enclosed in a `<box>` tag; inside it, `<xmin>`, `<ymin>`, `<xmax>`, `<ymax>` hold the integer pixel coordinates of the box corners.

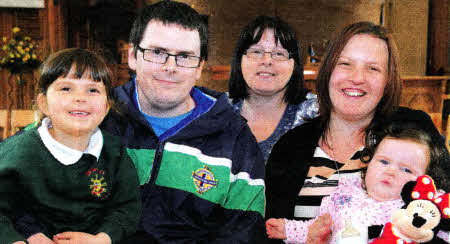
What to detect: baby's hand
<box><xmin>306</xmin><ymin>213</ymin><xmax>332</xmax><ymax>244</ymax></box>
<box><xmin>53</xmin><ymin>232</ymin><xmax>111</xmax><ymax>244</ymax></box>
<box><xmin>265</xmin><ymin>218</ymin><xmax>286</xmax><ymax>239</ymax></box>
<box><xmin>28</xmin><ymin>232</ymin><xmax>56</xmax><ymax>244</ymax></box>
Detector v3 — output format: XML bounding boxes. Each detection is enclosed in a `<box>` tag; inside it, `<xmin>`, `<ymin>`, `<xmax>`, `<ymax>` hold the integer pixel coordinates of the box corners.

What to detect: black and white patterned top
<box><xmin>294</xmin><ymin>146</ymin><xmax>365</xmax><ymax>221</ymax></box>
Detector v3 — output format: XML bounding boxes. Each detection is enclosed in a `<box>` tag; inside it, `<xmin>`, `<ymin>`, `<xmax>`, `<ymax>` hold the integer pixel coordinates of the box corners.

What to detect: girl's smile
<box><xmin>37</xmin><ymin>74</ymin><xmax>110</xmax><ymax>150</ymax></box>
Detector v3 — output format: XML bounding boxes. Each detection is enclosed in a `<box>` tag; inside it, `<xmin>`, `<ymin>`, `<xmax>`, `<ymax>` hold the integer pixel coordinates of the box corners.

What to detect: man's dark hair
<box><xmin>129</xmin><ymin>0</ymin><xmax>208</xmax><ymax>60</ymax></box>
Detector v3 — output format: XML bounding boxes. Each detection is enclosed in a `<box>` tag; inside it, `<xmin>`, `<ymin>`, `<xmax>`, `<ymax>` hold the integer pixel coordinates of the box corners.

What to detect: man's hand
<box><xmin>306</xmin><ymin>213</ymin><xmax>332</xmax><ymax>244</ymax></box>
<box><xmin>28</xmin><ymin>232</ymin><xmax>56</xmax><ymax>244</ymax></box>
<box><xmin>265</xmin><ymin>218</ymin><xmax>286</xmax><ymax>239</ymax></box>
<box><xmin>53</xmin><ymin>232</ymin><xmax>111</xmax><ymax>244</ymax></box>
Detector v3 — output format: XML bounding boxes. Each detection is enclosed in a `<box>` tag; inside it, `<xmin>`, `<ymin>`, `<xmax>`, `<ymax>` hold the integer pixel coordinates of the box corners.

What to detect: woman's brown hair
<box><xmin>316</xmin><ymin>22</ymin><xmax>402</xmax><ymax>141</ymax></box>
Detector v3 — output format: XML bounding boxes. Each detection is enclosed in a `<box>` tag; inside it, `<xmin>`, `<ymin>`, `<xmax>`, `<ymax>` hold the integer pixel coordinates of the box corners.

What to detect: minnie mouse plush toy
<box><xmin>369</xmin><ymin>175</ymin><xmax>450</xmax><ymax>243</ymax></box>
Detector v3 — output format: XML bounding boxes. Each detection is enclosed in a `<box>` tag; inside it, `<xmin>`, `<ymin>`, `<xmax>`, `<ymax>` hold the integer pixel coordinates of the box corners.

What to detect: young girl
<box><xmin>0</xmin><ymin>48</ymin><xmax>140</xmax><ymax>244</ymax></box>
<box><xmin>266</xmin><ymin>121</ymin><xmax>450</xmax><ymax>243</ymax></box>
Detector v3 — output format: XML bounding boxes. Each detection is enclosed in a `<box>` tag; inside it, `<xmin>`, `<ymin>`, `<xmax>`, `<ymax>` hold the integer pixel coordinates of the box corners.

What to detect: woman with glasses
<box><xmin>228</xmin><ymin>16</ymin><xmax>318</xmax><ymax>162</ymax></box>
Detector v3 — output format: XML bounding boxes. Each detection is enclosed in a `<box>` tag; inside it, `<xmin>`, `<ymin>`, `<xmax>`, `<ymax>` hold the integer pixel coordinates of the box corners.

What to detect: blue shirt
<box><xmin>143</xmin><ymin>111</ymin><xmax>192</xmax><ymax>137</ymax></box>
<box><xmin>132</xmin><ymin>79</ymin><xmax>215</xmax><ymax>140</ymax></box>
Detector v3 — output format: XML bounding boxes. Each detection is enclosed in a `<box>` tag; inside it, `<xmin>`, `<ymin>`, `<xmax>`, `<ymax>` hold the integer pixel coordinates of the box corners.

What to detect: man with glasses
<box><xmin>100</xmin><ymin>1</ymin><xmax>265</xmax><ymax>243</ymax></box>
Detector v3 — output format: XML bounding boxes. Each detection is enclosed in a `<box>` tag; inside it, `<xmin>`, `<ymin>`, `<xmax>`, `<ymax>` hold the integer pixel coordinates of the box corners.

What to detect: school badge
<box><xmin>191</xmin><ymin>166</ymin><xmax>218</xmax><ymax>194</ymax></box>
<box><xmin>85</xmin><ymin>168</ymin><xmax>108</xmax><ymax>198</ymax></box>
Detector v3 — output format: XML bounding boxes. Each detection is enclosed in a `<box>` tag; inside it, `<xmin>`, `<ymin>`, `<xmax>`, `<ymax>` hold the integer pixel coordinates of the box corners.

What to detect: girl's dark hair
<box><xmin>316</xmin><ymin>22</ymin><xmax>401</xmax><ymax>145</ymax></box>
<box><xmin>361</xmin><ymin>121</ymin><xmax>450</xmax><ymax>192</ymax></box>
<box><xmin>228</xmin><ymin>15</ymin><xmax>307</xmax><ymax>104</ymax></box>
<box><xmin>38</xmin><ymin>48</ymin><xmax>114</xmax><ymax>100</ymax></box>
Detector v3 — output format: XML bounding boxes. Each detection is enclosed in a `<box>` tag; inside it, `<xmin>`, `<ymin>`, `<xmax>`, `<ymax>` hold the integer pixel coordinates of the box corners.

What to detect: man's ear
<box><xmin>36</xmin><ymin>93</ymin><xmax>48</xmax><ymax>117</ymax></box>
<box><xmin>195</xmin><ymin>60</ymin><xmax>205</xmax><ymax>81</ymax></box>
<box><xmin>128</xmin><ymin>44</ymin><xmax>137</xmax><ymax>71</ymax></box>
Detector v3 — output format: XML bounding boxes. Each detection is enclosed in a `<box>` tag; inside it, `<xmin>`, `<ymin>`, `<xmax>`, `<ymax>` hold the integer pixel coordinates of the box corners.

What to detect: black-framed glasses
<box><xmin>245</xmin><ymin>48</ymin><xmax>291</xmax><ymax>61</ymax></box>
<box><xmin>137</xmin><ymin>46</ymin><xmax>201</xmax><ymax>68</ymax></box>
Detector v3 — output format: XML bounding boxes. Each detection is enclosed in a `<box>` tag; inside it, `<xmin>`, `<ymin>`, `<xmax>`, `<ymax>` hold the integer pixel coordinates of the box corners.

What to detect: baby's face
<box><xmin>365</xmin><ymin>138</ymin><xmax>429</xmax><ymax>202</ymax></box>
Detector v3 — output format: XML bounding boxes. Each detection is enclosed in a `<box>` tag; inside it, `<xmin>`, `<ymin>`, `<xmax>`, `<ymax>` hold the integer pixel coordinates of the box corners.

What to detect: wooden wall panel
<box><xmin>0</xmin><ymin>11</ymin><xmax>13</xmax><ymax>110</ymax></box>
<box><xmin>0</xmin><ymin>7</ymin><xmax>42</xmax><ymax>110</ymax></box>
<box><xmin>427</xmin><ymin>0</ymin><xmax>448</xmax><ymax>75</ymax></box>
<box><xmin>388</xmin><ymin>0</ymin><xmax>429</xmax><ymax>76</ymax></box>
<box><xmin>46</xmin><ymin>0</ymin><xmax>66</xmax><ymax>53</ymax></box>
<box><xmin>400</xmin><ymin>77</ymin><xmax>447</xmax><ymax>113</ymax></box>
<box><xmin>0</xmin><ymin>0</ymin><xmax>137</xmax><ymax>109</ymax></box>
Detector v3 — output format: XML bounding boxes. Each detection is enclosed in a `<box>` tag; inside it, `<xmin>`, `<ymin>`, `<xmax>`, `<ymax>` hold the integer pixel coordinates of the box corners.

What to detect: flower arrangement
<box><xmin>0</xmin><ymin>27</ymin><xmax>41</xmax><ymax>84</ymax></box>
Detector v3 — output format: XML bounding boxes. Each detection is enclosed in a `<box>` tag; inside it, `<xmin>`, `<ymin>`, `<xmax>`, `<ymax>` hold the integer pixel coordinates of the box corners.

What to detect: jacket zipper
<box><xmin>147</xmin><ymin>140</ymin><xmax>165</xmax><ymax>185</ymax></box>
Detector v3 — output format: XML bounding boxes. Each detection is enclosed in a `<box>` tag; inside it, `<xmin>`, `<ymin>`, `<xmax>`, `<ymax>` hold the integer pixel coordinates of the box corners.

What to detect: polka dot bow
<box><xmin>411</xmin><ymin>175</ymin><xmax>450</xmax><ymax>219</ymax></box>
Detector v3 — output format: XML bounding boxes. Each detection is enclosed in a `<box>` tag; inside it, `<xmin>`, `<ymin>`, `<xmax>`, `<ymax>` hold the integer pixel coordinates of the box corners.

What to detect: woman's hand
<box><xmin>306</xmin><ymin>213</ymin><xmax>332</xmax><ymax>244</ymax></box>
<box><xmin>53</xmin><ymin>232</ymin><xmax>111</xmax><ymax>244</ymax></box>
<box><xmin>265</xmin><ymin>218</ymin><xmax>286</xmax><ymax>239</ymax></box>
<box><xmin>28</xmin><ymin>232</ymin><xmax>56</xmax><ymax>244</ymax></box>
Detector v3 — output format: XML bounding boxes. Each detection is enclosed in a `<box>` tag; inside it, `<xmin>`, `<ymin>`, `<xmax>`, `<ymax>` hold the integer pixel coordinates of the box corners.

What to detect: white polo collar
<box><xmin>37</xmin><ymin>117</ymin><xmax>103</xmax><ymax>165</ymax></box>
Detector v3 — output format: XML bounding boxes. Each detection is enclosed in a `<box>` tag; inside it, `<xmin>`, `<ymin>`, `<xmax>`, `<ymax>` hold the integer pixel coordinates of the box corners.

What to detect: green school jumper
<box><xmin>0</xmin><ymin>128</ymin><xmax>140</xmax><ymax>243</ymax></box>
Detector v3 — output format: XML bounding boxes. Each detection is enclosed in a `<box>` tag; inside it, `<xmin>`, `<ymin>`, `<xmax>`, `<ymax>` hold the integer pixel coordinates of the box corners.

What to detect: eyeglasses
<box><xmin>137</xmin><ymin>46</ymin><xmax>202</xmax><ymax>68</ymax></box>
<box><xmin>245</xmin><ymin>48</ymin><xmax>291</xmax><ymax>61</ymax></box>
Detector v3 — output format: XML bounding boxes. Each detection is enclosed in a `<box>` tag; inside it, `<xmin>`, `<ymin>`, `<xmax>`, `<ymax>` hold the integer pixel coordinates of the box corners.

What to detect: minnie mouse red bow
<box><xmin>411</xmin><ymin>175</ymin><xmax>450</xmax><ymax>219</ymax></box>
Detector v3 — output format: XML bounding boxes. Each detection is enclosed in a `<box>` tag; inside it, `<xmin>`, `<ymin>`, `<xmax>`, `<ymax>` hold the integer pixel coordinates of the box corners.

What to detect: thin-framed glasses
<box><xmin>137</xmin><ymin>46</ymin><xmax>201</xmax><ymax>68</ymax></box>
<box><xmin>245</xmin><ymin>48</ymin><xmax>291</xmax><ymax>61</ymax></box>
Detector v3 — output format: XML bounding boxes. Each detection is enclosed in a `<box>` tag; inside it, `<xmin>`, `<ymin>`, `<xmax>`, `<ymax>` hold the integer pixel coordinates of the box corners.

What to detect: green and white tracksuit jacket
<box><xmin>100</xmin><ymin>80</ymin><xmax>266</xmax><ymax>243</ymax></box>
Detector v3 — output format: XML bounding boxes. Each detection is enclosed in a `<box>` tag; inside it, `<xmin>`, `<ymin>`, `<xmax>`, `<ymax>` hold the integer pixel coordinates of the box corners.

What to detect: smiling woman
<box><xmin>264</xmin><ymin>21</ymin><xmax>446</xmax><ymax>244</ymax></box>
<box><xmin>328</xmin><ymin>34</ymin><xmax>388</xmax><ymax>123</ymax></box>
<box><xmin>241</xmin><ymin>29</ymin><xmax>295</xmax><ymax>98</ymax></box>
<box><xmin>227</xmin><ymin>16</ymin><xmax>318</xmax><ymax>162</ymax></box>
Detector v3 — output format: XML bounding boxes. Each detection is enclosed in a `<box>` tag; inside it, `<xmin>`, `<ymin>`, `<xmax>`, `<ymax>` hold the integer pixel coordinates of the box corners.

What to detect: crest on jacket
<box><xmin>191</xmin><ymin>166</ymin><xmax>218</xmax><ymax>194</ymax></box>
<box><xmin>86</xmin><ymin>168</ymin><xmax>108</xmax><ymax>198</ymax></box>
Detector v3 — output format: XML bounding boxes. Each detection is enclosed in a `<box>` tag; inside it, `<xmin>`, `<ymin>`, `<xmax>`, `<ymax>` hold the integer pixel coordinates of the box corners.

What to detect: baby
<box><xmin>266</xmin><ymin>121</ymin><xmax>449</xmax><ymax>243</ymax></box>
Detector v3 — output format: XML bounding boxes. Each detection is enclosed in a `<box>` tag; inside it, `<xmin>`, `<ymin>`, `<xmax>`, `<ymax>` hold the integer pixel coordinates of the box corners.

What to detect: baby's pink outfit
<box><xmin>285</xmin><ymin>177</ymin><xmax>403</xmax><ymax>243</ymax></box>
